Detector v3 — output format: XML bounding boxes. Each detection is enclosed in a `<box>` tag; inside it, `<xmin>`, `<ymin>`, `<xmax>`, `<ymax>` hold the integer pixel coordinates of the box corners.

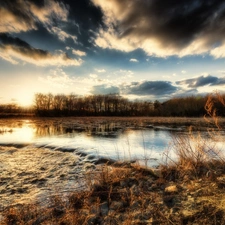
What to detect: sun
<box><xmin>17</xmin><ymin>94</ymin><xmax>34</xmax><ymax>107</ymax></box>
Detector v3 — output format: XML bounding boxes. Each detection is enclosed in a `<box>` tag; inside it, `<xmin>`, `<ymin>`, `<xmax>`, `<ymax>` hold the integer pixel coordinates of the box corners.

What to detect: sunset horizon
<box><xmin>1</xmin><ymin>0</ymin><xmax>225</xmax><ymax>107</ymax></box>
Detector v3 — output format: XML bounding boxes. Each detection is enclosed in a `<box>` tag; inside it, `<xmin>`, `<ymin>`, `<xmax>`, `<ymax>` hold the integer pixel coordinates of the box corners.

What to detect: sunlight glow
<box><xmin>17</xmin><ymin>92</ymin><xmax>34</xmax><ymax>107</ymax></box>
<box><xmin>0</xmin><ymin>126</ymin><xmax>34</xmax><ymax>143</ymax></box>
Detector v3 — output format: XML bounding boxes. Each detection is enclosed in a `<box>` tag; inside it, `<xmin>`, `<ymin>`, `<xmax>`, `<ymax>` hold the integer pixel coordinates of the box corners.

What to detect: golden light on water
<box><xmin>2</xmin><ymin>126</ymin><xmax>35</xmax><ymax>143</ymax></box>
<box><xmin>18</xmin><ymin>127</ymin><xmax>34</xmax><ymax>142</ymax></box>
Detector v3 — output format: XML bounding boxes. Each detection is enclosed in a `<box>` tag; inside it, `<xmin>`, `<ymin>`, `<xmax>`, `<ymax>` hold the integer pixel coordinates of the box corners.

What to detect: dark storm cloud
<box><xmin>27</xmin><ymin>0</ymin><xmax>45</xmax><ymax>7</ymax></box>
<box><xmin>0</xmin><ymin>0</ymin><xmax>68</xmax><ymax>33</ymax></box>
<box><xmin>0</xmin><ymin>33</ymin><xmax>82</xmax><ymax>66</ymax></box>
<box><xmin>126</xmin><ymin>81</ymin><xmax>177</xmax><ymax>96</ymax></box>
<box><xmin>121</xmin><ymin>0</ymin><xmax>225</xmax><ymax>47</ymax></box>
<box><xmin>1</xmin><ymin>0</ymin><xmax>33</xmax><ymax>18</ymax></box>
<box><xmin>0</xmin><ymin>0</ymin><xmax>36</xmax><ymax>32</ymax></box>
<box><xmin>60</xmin><ymin>0</ymin><xmax>104</xmax><ymax>48</ymax></box>
<box><xmin>0</xmin><ymin>33</ymin><xmax>49</xmax><ymax>57</ymax></box>
<box><xmin>64</xmin><ymin>0</ymin><xmax>103</xmax><ymax>30</ymax></box>
<box><xmin>215</xmin><ymin>77</ymin><xmax>225</xmax><ymax>86</ymax></box>
<box><xmin>91</xmin><ymin>84</ymin><xmax>120</xmax><ymax>95</ymax></box>
<box><xmin>92</xmin><ymin>0</ymin><xmax>225</xmax><ymax>57</ymax></box>
<box><xmin>0</xmin><ymin>0</ymin><xmax>103</xmax><ymax>53</ymax></box>
<box><xmin>176</xmin><ymin>75</ymin><xmax>225</xmax><ymax>87</ymax></box>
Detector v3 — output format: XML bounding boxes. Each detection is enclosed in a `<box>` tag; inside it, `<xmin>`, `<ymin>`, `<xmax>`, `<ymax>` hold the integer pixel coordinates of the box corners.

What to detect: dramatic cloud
<box><xmin>125</xmin><ymin>81</ymin><xmax>177</xmax><ymax>96</ymax></box>
<box><xmin>0</xmin><ymin>33</ymin><xmax>82</xmax><ymax>66</ymax></box>
<box><xmin>91</xmin><ymin>84</ymin><xmax>120</xmax><ymax>95</ymax></box>
<box><xmin>92</xmin><ymin>0</ymin><xmax>225</xmax><ymax>57</ymax></box>
<box><xmin>176</xmin><ymin>75</ymin><xmax>225</xmax><ymax>87</ymax></box>
<box><xmin>0</xmin><ymin>0</ymin><xmax>68</xmax><ymax>33</ymax></box>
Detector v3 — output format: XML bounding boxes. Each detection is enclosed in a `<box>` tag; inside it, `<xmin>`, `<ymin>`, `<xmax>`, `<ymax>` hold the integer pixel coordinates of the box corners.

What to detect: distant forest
<box><xmin>1</xmin><ymin>93</ymin><xmax>225</xmax><ymax>117</ymax></box>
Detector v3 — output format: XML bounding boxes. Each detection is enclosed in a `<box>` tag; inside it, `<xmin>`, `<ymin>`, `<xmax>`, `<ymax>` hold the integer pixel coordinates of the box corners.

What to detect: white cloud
<box><xmin>94</xmin><ymin>27</ymin><xmax>137</xmax><ymax>52</ymax></box>
<box><xmin>130</xmin><ymin>58</ymin><xmax>139</xmax><ymax>63</ymax></box>
<box><xmin>0</xmin><ymin>51</ymin><xmax>18</xmax><ymax>65</ymax></box>
<box><xmin>72</xmin><ymin>49</ymin><xmax>86</xmax><ymax>57</ymax></box>
<box><xmin>31</xmin><ymin>1</ymin><xmax>68</xmax><ymax>25</ymax></box>
<box><xmin>113</xmin><ymin>69</ymin><xmax>134</xmax><ymax>77</ymax></box>
<box><xmin>89</xmin><ymin>74</ymin><xmax>98</xmax><ymax>79</ymax></box>
<box><xmin>95</xmin><ymin>69</ymin><xmax>106</xmax><ymax>73</ymax></box>
<box><xmin>39</xmin><ymin>68</ymin><xmax>74</xmax><ymax>88</ymax></box>
<box><xmin>181</xmin><ymin>70</ymin><xmax>187</xmax><ymax>74</ymax></box>
<box><xmin>48</xmin><ymin>27</ymin><xmax>77</xmax><ymax>43</ymax></box>
<box><xmin>210</xmin><ymin>43</ymin><xmax>225</xmax><ymax>58</ymax></box>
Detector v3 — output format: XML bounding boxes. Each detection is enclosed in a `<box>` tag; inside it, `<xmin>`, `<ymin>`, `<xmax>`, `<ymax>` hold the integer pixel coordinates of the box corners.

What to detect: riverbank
<box><xmin>0</xmin><ymin>116</ymin><xmax>224</xmax><ymax>131</ymax></box>
<box><xmin>1</xmin><ymin>160</ymin><xmax>225</xmax><ymax>224</ymax></box>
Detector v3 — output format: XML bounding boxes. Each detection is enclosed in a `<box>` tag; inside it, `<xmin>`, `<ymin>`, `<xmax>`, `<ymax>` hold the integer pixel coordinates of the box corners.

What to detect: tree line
<box><xmin>32</xmin><ymin>93</ymin><xmax>225</xmax><ymax>117</ymax></box>
<box><xmin>33</xmin><ymin>93</ymin><xmax>154</xmax><ymax>116</ymax></box>
<box><xmin>1</xmin><ymin>93</ymin><xmax>225</xmax><ymax>117</ymax></box>
<box><xmin>0</xmin><ymin>103</ymin><xmax>33</xmax><ymax>117</ymax></box>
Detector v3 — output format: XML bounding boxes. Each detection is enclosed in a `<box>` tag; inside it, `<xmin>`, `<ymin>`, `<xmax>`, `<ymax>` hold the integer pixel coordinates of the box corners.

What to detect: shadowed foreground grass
<box><xmin>2</xmin><ymin>150</ymin><xmax>225</xmax><ymax>225</ymax></box>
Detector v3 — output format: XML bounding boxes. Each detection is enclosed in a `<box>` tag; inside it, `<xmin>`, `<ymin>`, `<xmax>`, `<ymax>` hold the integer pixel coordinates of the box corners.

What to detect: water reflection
<box><xmin>0</xmin><ymin>120</ymin><xmax>175</xmax><ymax>167</ymax></box>
<box><xmin>35</xmin><ymin>124</ymin><xmax>68</xmax><ymax>137</ymax></box>
<box><xmin>34</xmin><ymin>122</ymin><xmax>123</xmax><ymax>138</ymax></box>
<box><xmin>0</xmin><ymin>126</ymin><xmax>34</xmax><ymax>144</ymax></box>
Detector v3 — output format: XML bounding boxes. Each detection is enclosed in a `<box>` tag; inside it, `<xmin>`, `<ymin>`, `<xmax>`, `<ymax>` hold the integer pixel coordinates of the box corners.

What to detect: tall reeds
<box><xmin>162</xmin><ymin>92</ymin><xmax>225</xmax><ymax>180</ymax></box>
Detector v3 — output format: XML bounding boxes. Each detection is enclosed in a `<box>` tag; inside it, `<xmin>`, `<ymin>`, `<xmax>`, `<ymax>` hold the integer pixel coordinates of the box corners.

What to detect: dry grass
<box><xmin>1</xmin><ymin>164</ymin><xmax>153</xmax><ymax>224</ymax></box>
<box><xmin>161</xmin><ymin>92</ymin><xmax>225</xmax><ymax>182</ymax></box>
<box><xmin>2</xmin><ymin>161</ymin><xmax>225</xmax><ymax>225</ymax></box>
<box><xmin>161</xmin><ymin>127</ymin><xmax>225</xmax><ymax>181</ymax></box>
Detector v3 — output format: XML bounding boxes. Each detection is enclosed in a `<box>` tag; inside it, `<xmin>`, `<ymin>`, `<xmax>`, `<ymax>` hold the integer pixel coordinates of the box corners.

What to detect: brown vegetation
<box><xmin>2</xmin><ymin>160</ymin><xmax>225</xmax><ymax>225</ymax></box>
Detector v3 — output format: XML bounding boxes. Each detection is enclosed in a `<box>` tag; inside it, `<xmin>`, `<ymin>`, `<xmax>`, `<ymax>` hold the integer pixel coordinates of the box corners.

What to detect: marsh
<box><xmin>0</xmin><ymin>117</ymin><xmax>224</xmax><ymax>211</ymax></box>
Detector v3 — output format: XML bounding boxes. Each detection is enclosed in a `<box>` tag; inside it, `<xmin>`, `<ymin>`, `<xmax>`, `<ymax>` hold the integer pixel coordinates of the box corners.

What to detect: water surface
<box><xmin>0</xmin><ymin>119</ymin><xmax>176</xmax><ymax>165</ymax></box>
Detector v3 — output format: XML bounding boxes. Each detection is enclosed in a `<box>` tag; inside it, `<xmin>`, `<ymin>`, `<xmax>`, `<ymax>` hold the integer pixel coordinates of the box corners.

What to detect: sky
<box><xmin>1</xmin><ymin>0</ymin><xmax>225</xmax><ymax>106</ymax></box>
